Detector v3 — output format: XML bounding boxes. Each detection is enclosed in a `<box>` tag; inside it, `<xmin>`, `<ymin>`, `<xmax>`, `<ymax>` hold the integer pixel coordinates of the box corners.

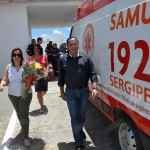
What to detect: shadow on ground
<box><xmin>57</xmin><ymin>141</ymin><xmax>96</xmax><ymax>150</ymax></box>
<box><xmin>0</xmin><ymin>133</ymin><xmax>45</xmax><ymax>150</ymax></box>
<box><xmin>29</xmin><ymin>105</ymin><xmax>48</xmax><ymax>116</ymax></box>
<box><xmin>84</xmin><ymin>102</ymin><xmax>118</xmax><ymax>150</ymax></box>
<box><xmin>57</xmin><ymin>102</ymin><xmax>118</xmax><ymax>150</ymax></box>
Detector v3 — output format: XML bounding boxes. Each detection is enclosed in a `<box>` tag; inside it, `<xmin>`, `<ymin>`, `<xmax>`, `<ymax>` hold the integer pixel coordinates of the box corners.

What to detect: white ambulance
<box><xmin>71</xmin><ymin>0</ymin><xmax>150</xmax><ymax>150</ymax></box>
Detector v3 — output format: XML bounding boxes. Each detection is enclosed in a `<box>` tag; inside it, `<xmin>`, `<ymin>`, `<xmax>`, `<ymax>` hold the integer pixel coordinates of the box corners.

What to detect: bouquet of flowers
<box><xmin>22</xmin><ymin>60</ymin><xmax>47</xmax><ymax>99</ymax></box>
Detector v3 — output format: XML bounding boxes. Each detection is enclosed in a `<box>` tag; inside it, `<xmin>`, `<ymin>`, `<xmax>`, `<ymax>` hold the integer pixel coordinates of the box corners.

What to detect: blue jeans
<box><xmin>66</xmin><ymin>87</ymin><xmax>89</xmax><ymax>146</ymax></box>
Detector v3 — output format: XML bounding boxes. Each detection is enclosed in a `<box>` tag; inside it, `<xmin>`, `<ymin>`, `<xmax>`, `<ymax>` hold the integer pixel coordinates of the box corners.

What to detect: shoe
<box><xmin>39</xmin><ymin>109</ymin><xmax>44</xmax><ymax>113</ymax></box>
<box><xmin>76</xmin><ymin>145</ymin><xmax>84</xmax><ymax>150</ymax></box>
<box><xmin>82</xmin><ymin>131</ymin><xmax>86</xmax><ymax>140</ymax></box>
<box><xmin>24</xmin><ymin>139</ymin><xmax>30</xmax><ymax>147</ymax></box>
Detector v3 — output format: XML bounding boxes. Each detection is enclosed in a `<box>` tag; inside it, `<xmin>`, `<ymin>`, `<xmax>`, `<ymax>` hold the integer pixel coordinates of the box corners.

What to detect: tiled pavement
<box><xmin>0</xmin><ymin>81</ymin><xmax>117</xmax><ymax>150</ymax></box>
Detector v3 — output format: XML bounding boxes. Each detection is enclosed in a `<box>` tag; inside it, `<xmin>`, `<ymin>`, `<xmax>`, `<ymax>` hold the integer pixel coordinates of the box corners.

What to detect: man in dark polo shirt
<box><xmin>58</xmin><ymin>37</ymin><xmax>98</xmax><ymax>150</ymax></box>
<box><xmin>37</xmin><ymin>37</ymin><xmax>43</xmax><ymax>54</ymax></box>
<box><xmin>26</xmin><ymin>39</ymin><xmax>36</xmax><ymax>56</ymax></box>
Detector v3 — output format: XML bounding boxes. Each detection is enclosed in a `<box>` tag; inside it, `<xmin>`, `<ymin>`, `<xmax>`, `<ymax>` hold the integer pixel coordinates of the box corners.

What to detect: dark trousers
<box><xmin>8</xmin><ymin>93</ymin><xmax>32</xmax><ymax>139</ymax></box>
<box><xmin>65</xmin><ymin>87</ymin><xmax>89</xmax><ymax>146</ymax></box>
<box><xmin>47</xmin><ymin>54</ymin><xmax>53</xmax><ymax>63</ymax></box>
<box><xmin>52</xmin><ymin>55</ymin><xmax>59</xmax><ymax>76</ymax></box>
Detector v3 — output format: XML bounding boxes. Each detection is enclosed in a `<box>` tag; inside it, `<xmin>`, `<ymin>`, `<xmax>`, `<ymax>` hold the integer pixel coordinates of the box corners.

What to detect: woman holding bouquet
<box><xmin>29</xmin><ymin>44</ymin><xmax>49</xmax><ymax>113</ymax></box>
<box><xmin>0</xmin><ymin>48</ymin><xmax>32</xmax><ymax>146</ymax></box>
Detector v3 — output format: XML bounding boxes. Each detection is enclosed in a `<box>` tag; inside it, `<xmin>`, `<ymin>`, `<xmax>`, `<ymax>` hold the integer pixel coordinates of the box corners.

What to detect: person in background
<box><xmin>59</xmin><ymin>43</ymin><xmax>67</xmax><ymax>54</ymax></box>
<box><xmin>45</xmin><ymin>41</ymin><xmax>53</xmax><ymax>63</ymax></box>
<box><xmin>26</xmin><ymin>39</ymin><xmax>36</xmax><ymax>56</ymax></box>
<box><xmin>52</xmin><ymin>43</ymin><xmax>60</xmax><ymax>77</ymax></box>
<box><xmin>58</xmin><ymin>37</ymin><xmax>98</xmax><ymax>150</ymax></box>
<box><xmin>29</xmin><ymin>44</ymin><xmax>49</xmax><ymax>113</ymax></box>
<box><xmin>37</xmin><ymin>37</ymin><xmax>43</xmax><ymax>54</ymax></box>
<box><xmin>0</xmin><ymin>48</ymin><xmax>32</xmax><ymax>146</ymax></box>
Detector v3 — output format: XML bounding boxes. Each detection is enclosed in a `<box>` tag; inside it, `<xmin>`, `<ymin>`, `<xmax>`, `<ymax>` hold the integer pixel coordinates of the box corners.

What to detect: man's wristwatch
<box><xmin>93</xmin><ymin>87</ymin><xmax>97</xmax><ymax>90</ymax></box>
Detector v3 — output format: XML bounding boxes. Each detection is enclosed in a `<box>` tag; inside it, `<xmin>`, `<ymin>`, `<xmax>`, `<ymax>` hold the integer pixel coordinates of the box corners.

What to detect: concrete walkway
<box><xmin>0</xmin><ymin>81</ymin><xmax>116</xmax><ymax>150</ymax></box>
<box><xmin>0</xmin><ymin>85</ymin><xmax>13</xmax><ymax>145</ymax></box>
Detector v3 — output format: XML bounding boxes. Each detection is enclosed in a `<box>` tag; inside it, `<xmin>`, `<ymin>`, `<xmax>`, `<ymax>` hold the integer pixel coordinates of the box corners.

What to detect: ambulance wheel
<box><xmin>116</xmin><ymin>115</ymin><xmax>143</xmax><ymax>150</ymax></box>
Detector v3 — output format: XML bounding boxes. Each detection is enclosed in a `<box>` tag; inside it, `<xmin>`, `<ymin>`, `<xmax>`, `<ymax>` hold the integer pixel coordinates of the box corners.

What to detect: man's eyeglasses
<box><xmin>12</xmin><ymin>54</ymin><xmax>22</xmax><ymax>58</ymax></box>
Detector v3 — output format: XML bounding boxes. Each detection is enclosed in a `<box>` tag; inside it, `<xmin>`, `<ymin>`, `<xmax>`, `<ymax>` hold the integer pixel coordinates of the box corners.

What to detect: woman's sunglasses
<box><xmin>12</xmin><ymin>54</ymin><xmax>22</xmax><ymax>58</ymax></box>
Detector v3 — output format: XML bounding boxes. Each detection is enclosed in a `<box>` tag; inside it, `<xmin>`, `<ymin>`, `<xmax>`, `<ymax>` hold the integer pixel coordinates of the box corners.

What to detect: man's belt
<box><xmin>66</xmin><ymin>85</ymin><xmax>88</xmax><ymax>89</ymax></box>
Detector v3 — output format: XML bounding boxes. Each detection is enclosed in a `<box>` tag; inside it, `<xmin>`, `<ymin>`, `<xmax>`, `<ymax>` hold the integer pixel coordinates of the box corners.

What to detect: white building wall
<box><xmin>0</xmin><ymin>1</ymin><xmax>78</xmax><ymax>78</ymax></box>
<box><xmin>0</xmin><ymin>3</ymin><xmax>30</xmax><ymax>78</ymax></box>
